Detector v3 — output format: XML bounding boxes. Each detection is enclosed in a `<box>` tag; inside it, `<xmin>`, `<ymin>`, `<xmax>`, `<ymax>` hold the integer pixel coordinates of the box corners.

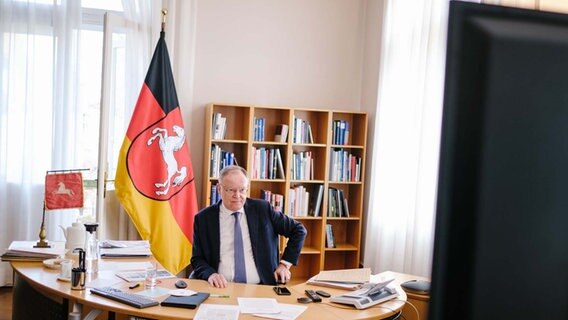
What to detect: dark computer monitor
<box><xmin>430</xmin><ymin>1</ymin><xmax>568</xmax><ymax>319</ymax></box>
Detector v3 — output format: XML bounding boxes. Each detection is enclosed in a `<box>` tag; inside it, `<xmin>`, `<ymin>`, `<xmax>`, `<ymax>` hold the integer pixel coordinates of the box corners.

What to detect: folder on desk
<box><xmin>160</xmin><ymin>292</ymin><xmax>210</xmax><ymax>309</ymax></box>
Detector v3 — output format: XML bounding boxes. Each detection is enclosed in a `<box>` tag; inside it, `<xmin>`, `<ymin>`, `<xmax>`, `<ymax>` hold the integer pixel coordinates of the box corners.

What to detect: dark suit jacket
<box><xmin>190</xmin><ymin>198</ymin><xmax>306</xmax><ymax>285</ymax></box>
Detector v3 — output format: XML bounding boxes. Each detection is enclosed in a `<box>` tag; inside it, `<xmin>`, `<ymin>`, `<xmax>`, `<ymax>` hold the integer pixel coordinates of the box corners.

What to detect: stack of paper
<box><xmin>307</xmin><ymin>268</ymin><xmax>371</xmax><ymax>290</ymax></box>
<box><xmin>1</xmin><ymin>241</ymin><xmax>65</xmax><ymax>262</ymax></box>
<box><xmin>100</xmin><ymin>240</ymin><xmax>151</xmax><ymax>258</ymax></box>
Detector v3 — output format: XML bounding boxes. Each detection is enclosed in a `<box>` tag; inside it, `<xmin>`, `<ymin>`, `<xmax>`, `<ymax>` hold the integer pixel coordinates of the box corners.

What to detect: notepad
<box><xmin>160</xmin><ymin>292</ymin><xmax>210</xmax><ymax>309</ymax></box>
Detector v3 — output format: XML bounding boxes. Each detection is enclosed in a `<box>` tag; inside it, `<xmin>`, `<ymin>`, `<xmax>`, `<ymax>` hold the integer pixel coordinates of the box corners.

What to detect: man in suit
<box><xmin>191</xmin><ymin>165</ymin><xmax>307</xmax><ymax>288</ymax></box>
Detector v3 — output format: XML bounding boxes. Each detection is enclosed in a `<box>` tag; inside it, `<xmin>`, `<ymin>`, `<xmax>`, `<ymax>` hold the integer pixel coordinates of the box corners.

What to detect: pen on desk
<box><xmin>129</xmin><ymin>283</ymin><xmax>140</xmax><ymax>289</ymax></box>
<box><xmin>209</xmin><ymin>294</ymin><xmax>230</xmax><ymax>298</ymax></box>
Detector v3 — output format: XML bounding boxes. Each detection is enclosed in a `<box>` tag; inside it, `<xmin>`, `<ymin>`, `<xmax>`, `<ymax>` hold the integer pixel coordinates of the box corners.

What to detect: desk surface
<box><xmin>12</xmin><ymin>258</ymin><xmax>414</xmax><ymax>320</ymax></box>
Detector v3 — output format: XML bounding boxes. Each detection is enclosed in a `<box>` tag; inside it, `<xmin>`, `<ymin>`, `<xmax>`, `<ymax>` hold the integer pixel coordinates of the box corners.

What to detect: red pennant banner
<box><xmin>45</xmin><ymin>173</ymin><xmax>84</xmax><ymax>210</ymax></box>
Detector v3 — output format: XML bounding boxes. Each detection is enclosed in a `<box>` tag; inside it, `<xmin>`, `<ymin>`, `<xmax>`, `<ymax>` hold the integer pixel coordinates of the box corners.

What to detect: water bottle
<box><xmin>84</xmin><ymin>223</ymin><xmax>99</xmax><ymax>274</ymax></box>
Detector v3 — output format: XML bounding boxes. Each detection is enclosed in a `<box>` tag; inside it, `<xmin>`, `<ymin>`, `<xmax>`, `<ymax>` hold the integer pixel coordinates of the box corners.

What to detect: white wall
<box><xmin>177</xmin><ymin>0</ymin><xmax>383</xmax><ymax>205</ymax></box>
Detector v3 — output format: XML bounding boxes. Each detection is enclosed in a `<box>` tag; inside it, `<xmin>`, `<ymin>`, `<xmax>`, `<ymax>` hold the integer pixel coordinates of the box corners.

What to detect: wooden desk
<box><xmin>12</xmin><ymin>258</ymin><xmax>409</xmax><ymax>320</ymax></box>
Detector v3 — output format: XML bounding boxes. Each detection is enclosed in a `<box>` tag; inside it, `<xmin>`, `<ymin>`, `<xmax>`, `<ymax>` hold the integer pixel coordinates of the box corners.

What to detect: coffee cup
<box><xmin>59</xmin><ymin>259</ymin><xmax>72</xmax><ymax>280</ymax></box>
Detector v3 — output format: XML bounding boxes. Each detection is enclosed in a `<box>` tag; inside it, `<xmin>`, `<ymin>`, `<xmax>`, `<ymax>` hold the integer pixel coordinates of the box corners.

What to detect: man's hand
<box><xmin>273</xmin><ymin>263</ymin><xmax>291</xmax><ymax>284</ymax></box>
<box><xmin>208</xmin><ymin>273</ymin><xmax>228</xmax><ymax>288</ymax></box>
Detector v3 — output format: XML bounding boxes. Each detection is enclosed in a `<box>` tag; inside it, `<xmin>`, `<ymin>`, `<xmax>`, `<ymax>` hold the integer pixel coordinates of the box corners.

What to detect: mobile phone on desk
<box><xmin>273</xmin><ymin>286</ymin><xmax>291</xmax><ymax>295</ymax></box>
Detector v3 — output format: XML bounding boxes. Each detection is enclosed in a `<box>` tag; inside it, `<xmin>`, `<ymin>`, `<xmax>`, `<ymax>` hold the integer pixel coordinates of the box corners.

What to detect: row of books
<box><xmin>292</xmin><ymin>116</ymin><xmax>314</xmax><ymax>144</ymax></box>
<box><xmin>291</xmin><ymin>151</ymin><xmax>315</xmax><ymax>181</ymax></box>
<box><xmin>210</xmin><ymin>144</ymin><xmax>238</xmax><ymax>178</ymax></box>
<box><xmin>210</xmin><ymin>183</ymin><xmax>221</xmax><ymax>205</ymax></box>
<box><xmin>288</xmin><ymin>185</ymin><xmax>310</xmax><ymax>217</ymax></box>
<box><xmin>329</xmin><ymin>148</ymin><xmax>362</xmax><ymax>182</ymax></box>
<box><xmin>277</xmin><ymin>184</ymin><xmax>352</xmax><ymax>218</ymax></box>
<box><xmin>328</xmin><ymin>187</ymin><xmax>350</xmax><ymax>217</ymax></box>
<box><xmin>259</xmin><ymin>189</ymin><xmax>284</xmax><ymax>213</ymax></box>
<box><xmin>253</xmin><ymin>117</ymin><xmax>266</xmax><ymax>141</ymax></box>
<box><xmin>211</xmin><ymin>112</ymin><xmax>227</xmax><ymax>140</ymax></box>
<box><xmin>332</xmin><ymin>120</ymin><xmax>350</xmax><ymax>145</ymax></box>
<box><xmin>251</xmin><ymin>147</ymin><xmax>285</xmax><ymax>179</ymax></box>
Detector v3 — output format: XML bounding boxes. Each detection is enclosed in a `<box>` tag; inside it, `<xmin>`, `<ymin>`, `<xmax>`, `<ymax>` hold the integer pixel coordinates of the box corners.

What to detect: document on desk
<box><xmin>115</xmin><ymin>269</ymin><xmax>175</xmax><ymax>282</ymax></box>
<box><xmin>314</xmin><ymin>268</ymin><xmax>371</xmax><ymax>283</ymax></box>
<box><xmin>254</xmin><ymin>303</ymin><xmax>308</xmax><ymax>320</ymax></box>
<box><xmin>1</xmin><ymin>241</ymin><xmax>66</xmax><ymax>261</ymax></box>
<box><xmin>100</xmin><ymin>240</ymin><xmax>151</xmax><ymax>258</ymax></box>
<box><xmin>307</xmin><ymin>268</ymin><xmax>371</xmax><ymax>290</ymax></box>
<box><xmin>237</xmin><ymin>297</ymin><xmax>280</xmax><ymax>314</ymax></box>
<box><xmin>194</xmin><ymin>304</ymin><xmax>239</xmax><ymax>320</ymax></box>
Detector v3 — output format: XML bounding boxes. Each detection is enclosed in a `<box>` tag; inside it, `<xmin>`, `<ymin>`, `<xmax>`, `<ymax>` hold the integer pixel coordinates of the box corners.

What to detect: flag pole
<box><xmin>34</xmin><ymin>202</ymin><xmax>51</xmax><ymax>248</ymax></box>
<box><xmin>161</xmin><ymin>9</ymin><xmax>168</xmax><ymax>32</ymax></box>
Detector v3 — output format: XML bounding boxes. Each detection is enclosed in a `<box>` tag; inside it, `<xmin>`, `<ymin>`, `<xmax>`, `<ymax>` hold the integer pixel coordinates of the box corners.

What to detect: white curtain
<box><xmin>363</xmin><ymin>0</ymin><xmax>448</xmax><ymax>277</ymax></box>
<box><xmin>0</xmin><ymin>0</ymin><xmax>184</xmax><ymax>286</ymax></box>
<box><xmin>0</xmin><ymin>0</ymin><xmax>83</xmax><ymax>286</ymax></box>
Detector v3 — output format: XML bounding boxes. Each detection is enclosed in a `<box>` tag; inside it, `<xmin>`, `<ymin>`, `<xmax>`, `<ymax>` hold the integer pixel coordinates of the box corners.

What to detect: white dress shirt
<box><xmin>217</xmin><ymin>203</ymin><xmax>261</xmax><ymax>284</ymax></box>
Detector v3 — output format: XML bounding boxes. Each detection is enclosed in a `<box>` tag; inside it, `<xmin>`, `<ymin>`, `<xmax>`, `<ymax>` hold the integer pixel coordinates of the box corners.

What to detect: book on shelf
<box><xmin>325</xmin><ymin>224</ymin><xmax>336</xmax><ymax>248</ymax></box>
<box><xmin>275</xmin><ymin>148</ymin><xmax>285</xmax><ymax>178</ymax></box>
<box><xmin>212</xmin><ymin>112</ymin><xmax>227</xmax><ymax>140</ymax></box>
<box><xmin>274</xmin><ymin>124</ymin><xmax>289</xmax><ymax>143</ymax></box>
<box><xmin>311</xmin><ymin>185</ymin><xmax>324</xmax><ymax>217</ymax></box>
<box><xmin>337</xmin><ymin>189</ymin><xmax>349</xmax><ymax>217</ymax></box>
<box><xmin>342</xmin><ymin>193</ymin><xmax>350</xmax><ymax>217</ymax></box>
<box><xmin>253</xmin><ymin>117</ymin><xmax>266</xmax><ymax>141</ymax></box>
<box><xmin>307</xmin><ymin>124</ymin><xmax>314</xmax><ymax>144</ymax></box>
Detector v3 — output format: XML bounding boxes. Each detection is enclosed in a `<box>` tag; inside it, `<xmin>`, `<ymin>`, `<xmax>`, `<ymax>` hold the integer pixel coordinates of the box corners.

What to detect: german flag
<box><xmin>115</xmin><ymin>31</ymin><xmax>197</xmax><ymax>274</ymax></box>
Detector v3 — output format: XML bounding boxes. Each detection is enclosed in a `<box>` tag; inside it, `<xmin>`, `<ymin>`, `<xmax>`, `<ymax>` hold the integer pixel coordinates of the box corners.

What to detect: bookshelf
<box><xmin>202</xmin><ymin>103</ymin><xmax>368</xmax><ymax>280</ymax></box>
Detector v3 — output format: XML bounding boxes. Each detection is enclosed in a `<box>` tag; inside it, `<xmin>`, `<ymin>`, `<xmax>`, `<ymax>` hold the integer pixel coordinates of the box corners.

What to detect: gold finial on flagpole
<box><xmin>161</xmin><ymin>9</ymin><xmax>168</xmax><ymax>32</ymax></box>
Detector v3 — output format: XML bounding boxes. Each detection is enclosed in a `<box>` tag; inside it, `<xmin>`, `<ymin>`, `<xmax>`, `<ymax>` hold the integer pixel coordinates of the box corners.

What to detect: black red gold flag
<box><xmin>115</xmin><ymin>31</ymin><xmax>198</xmax><ymax>274</ymax></box>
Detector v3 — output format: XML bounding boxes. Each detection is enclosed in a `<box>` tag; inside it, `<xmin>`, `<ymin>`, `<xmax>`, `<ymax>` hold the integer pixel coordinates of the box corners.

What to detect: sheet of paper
<box><xmin>254</xmin><ymin>303</ymin><xmax>307</xmax><ymax>320</ymax></box>
<box><xmin>137</xmin><ymin>286</ymin><xmax>170</xmax><ymax>298</ymax></box>
<box><xmin>101</xmin><ymin>261</ymin><xmax>153</xmax><ymax>272</ymax></box>
<box><xmin>194</xmin><ymin>304</ymin><xmax>240</xmax><ymax>320</ymax></box>
<box><xmin>99</xmin><ymin>240</ymin><xmax>149</xmax><ymax>248</ymax></box>
<box><xmin>115</xmin><ymin>269</ymin><xmax>175</xmax><ymax>282</ymax></box>
<box><xmin>237</xmin><ymin>297</ymin><xmax>280</xmax><ymax>314</ymax></box>
<box><xmin>314</xmin><ymin>268</ymin><xmax>371</xmax><ymax>283</ymax></box>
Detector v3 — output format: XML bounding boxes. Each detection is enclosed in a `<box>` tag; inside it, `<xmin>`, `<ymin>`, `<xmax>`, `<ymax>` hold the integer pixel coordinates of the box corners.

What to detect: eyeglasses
<box><xmin>221</xmin><ymin>186</ymin><xmax>248</xmax><ymax>195</ymax></box>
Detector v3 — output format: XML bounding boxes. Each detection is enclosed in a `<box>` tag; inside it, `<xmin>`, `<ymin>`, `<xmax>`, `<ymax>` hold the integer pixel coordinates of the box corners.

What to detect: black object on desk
<box><xmin>400</xmin><ymin>280</ymin><xmax>430</xmax><ymax>295</ymax></box>
<box><xmin>160</xmin><ymin>292</ymin><xmax>210</xmax><ymax>309</ymax></box>
<box><xmin>175</xmin><ymin>280</ymin><xmax>187</xmax><ymax>289</ymax></box>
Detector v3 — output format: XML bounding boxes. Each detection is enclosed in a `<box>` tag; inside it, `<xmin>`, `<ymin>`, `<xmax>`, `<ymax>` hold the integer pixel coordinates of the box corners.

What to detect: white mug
<box><xmin>60</xmin><ymin>259</ymin><xmax>73</xmax><ymax>279</ymax></box>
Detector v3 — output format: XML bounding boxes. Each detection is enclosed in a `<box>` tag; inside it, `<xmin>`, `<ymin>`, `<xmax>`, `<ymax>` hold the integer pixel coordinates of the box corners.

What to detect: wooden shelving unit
<box><xmin>202</xmin><ymin>103</ymin><xmax>368</xmax><ymax>280</ymax></box>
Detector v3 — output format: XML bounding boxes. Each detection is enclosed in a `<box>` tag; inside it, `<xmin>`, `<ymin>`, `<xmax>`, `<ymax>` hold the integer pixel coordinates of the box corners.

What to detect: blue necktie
<box><xmin>233</xmin><ymin>212</ymin><xmax>247</xmax><ymax>283</ymax></box>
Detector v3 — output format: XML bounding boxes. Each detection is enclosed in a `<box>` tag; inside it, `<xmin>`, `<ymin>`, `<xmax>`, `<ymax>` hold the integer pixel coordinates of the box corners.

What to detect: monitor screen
<box><xmin>430</xmin><ymin>1</ymin><xmax>568</xmax><ymax>319</ymax></box>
